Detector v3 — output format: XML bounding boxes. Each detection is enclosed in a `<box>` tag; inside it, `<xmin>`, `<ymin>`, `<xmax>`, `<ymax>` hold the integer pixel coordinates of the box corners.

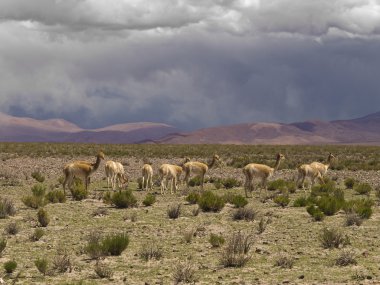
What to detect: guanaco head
<box><xmin>97</xmin><ymin>151</ymin><xmax>105</xmax><ymax>160</ymax></box>
<box><xmin>118</xmin><ymin>173</ymin><xmax>129</xmax><ymax>188</ymax></box>
<box><xmin>276</xmin><ymin>153</ymin><xmax>285</xmax><ymax>161</ymax></box>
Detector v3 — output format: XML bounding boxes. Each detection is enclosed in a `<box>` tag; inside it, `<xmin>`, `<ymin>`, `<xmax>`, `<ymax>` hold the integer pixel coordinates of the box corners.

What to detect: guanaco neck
<box><xmin>208</xmin><ymin>157</ymin><xmax>218</xmax><ymax>168</ymax></box>
<box><xmin>273</xmin><ymin>156</ymin><xmax>282</xmax><ymax>172</ymax></box>
<box><xmin>91</xmin><ymin>155</ymin><xmax>102</xmax><ymax>173</ymax></box>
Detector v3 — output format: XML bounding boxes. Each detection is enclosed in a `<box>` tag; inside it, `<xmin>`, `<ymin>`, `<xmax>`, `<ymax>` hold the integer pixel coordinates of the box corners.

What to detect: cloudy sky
<box><xmin>0</xmin><ymin>0</ymin><xmax>380</xmax><ymax>130</ymax></box>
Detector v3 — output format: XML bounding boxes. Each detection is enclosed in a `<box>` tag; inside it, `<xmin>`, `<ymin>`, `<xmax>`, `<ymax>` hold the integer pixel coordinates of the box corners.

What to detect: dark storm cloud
<box><xmin>0</xmin><ymin>0</ymin><xmax>380</xmax><ymax>130</ymax></box>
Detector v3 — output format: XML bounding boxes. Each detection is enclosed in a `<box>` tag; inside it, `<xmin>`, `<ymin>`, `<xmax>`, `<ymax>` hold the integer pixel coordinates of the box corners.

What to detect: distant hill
<box><xmin>0</xmin><ymin>112</ymin><xmax>179</xmax><ymax>143</ymax></box>
<box><xmin>1</xmin><ymin>111</ymin><xmax>380</xmax><ymax>144</ymax></box>
<box><xmin>157</xmin><ymin>112</ymin><xmax>380</xmax><ymax>145</ymax></box>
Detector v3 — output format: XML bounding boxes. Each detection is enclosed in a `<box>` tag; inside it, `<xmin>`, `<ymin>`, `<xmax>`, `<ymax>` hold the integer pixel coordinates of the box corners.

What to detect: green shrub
<box><xmin>231</xmin><ymin>195</ymin><xmax>248</xmax><ymax>208</ymax></box>
<box><xmin>316</xmin><ymin>195</ymin><xmax>344</xmax><ymax>216</ymax></box>
<box><xmin>0</xmin><ymin>238</ymin><xmax>6</xmax><ymax>257</ymax></box>
<box><xmin>30</xmin><ymin>228</ymin><xmax>45</xmax><ymax>241</ymax></box>
<box><xmin>0</xmin><ymin>198</ymin><xmax>16</xmax><ymax>218</ymax></box>
<box><xmin>31</xmin><ymin>184</ymin><xmax>46</xmax><ymax>197</ymax></box>
<box><xmin>31</xmin><ymin>171</ymin><xmax>45</xmax><ymax>183</ymax></box>
<box><xmin>268</xmin><ymin>179</ymin><xmax>287</xmax><ymax>191</ymax></box>
<box><xmin>101</xmin><ymin>232</ymin><xmax>129</xmax><ymax>256</ymax></box>
<box><xmin>111</xmin><ymin>190</ymin><xmax>137</xmax><ymax>208</ymax></box>
<box><xmin>306</xmin><ymin>205</ymin><xmax>325</xmax><ymax>221</ymax></box>
<box><xmin>37</xmin><ymin>208</ymin><xmax>50</xmax><ymax>227</ymax></box>
<box><xmin>354</xmin><ymin>183</ymin><xmax>372</xmax><ymax>195</ymax></box>
<box><xmin>4</xmin><ymin>260</ymin><xmax>17</xmax><ymax>273</ymax></box>
<box><xmin>142</xmin><ymin>193</ymin><xmax>156</xmax><ymax>207</ymax></box>
<box><xmin>70</xmin><ymin>179</ymin><xmax>88</xmax><ymax>201</ymax></box>
<box><xmin>286</xmin><ymin>181</ymin><xmax>297</xmax><ymax>194</ymax></box>
<box><xmin>293</xmin><ymin>196</ymin><xmax>308</xmax><ymax>207</ymax></box>
<box><xmin>344</xmin><ymin>178</ymin><xmax>356</xmax><ymax>189</ymax></box>
<box><xmin>311</xmin><ymin>181</ymin><xmax>336</xmax><ymax>196</ymax></box>
<box><xmin>185</xmin><ymin>191</ymin><xmax>200</xmax><ymax>205</ymax></box>
<box><xmin>319</xmin><ymin>227</ymin><xmax>350</xmax><ymax>249</ymax></box>
<box><xmin>102</xmin><ymin>191</ymin><xmax>112</xmax><ymax>205</ymax></box>
<box><xmin>45</xmin><ymin>190</ymin><xmax>66</xmax><ymax>203</ymax></box>
<box><xmin>209</xmin><ymin>233</ymin><xmax>225</xmax><ymax>248</ymax></box>
<box><xmin>188</xmin><ymin>177</ymin><xmax>202</xmax><ymax>187</ymax></box>
<box><xmin>198</xmin><ymin>191</ymin><xmax>225</xmax><ymax>212</ymax></box>
<box><xmin>221</xmin><ymin>178</ymin><xmax>241</xmax><ymax>189</ymax></box>
<box><xmin>35</xmin><ymin>258</ymin><xmax>48</xmax><ymax>275</ymax></box>
<box><xmin>344</xmin><ymin>199</ymin><xmax>374</xmax><ymax>219</ymax></box>
<box><xmin>167</xmin><ymin>204</ymin><xmax>181</xmax><ymax>219</ymax></box>
<box><xmin>344</xmin><ymin>212</ymin><xmax>363</xmax><ymax>227</ymax></box>
<box><xmin>85</xmin><ymin>232</ymin><xmax>105</xmax><ymax>260</ymax></box>
<box><xmin>274</xmin><ymin>194</ymin><xmax>290</xmax><ymax>207</ymax></box>
<box><xmin>22</xmin><ymin>195</ymin><xmax>45</xmax><ymax>209</ymax></box>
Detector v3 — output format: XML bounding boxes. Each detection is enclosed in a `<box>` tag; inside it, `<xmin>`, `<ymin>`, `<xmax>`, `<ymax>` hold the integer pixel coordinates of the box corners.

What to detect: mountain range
<box><xmin>1</xmin><ymin>111</ymin><xmax>380</xmax><ymax>145</ymax></box>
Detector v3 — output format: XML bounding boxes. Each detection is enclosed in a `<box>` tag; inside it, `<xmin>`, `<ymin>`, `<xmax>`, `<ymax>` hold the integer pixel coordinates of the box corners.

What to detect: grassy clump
<box><xmin>319</xmin><ymin>227</ymin><xmax>350</xmax><ymax>249</ymax></box>
<box><xmin>167</xmin><ymin>204</ymin><xmax>181</xmax><ymax>219</ymax></box>
<box><xmin>4</xmin><ymin>260</ymin><xmax>17</xmax><ymax>273</ymax></box>
<box><xmin>354</xmin><ymin>183</ymin><xmax>372</xmax><ymax>195</ymax></box>
<box><xmin>231</xmin><ymin>195</ymin><xmax>248</xmax><ymax>208</ymax></box>
<box><xmin>220</xmin><ymin>231</ymin><xmax>253</xmax><ymax>267</ymax></box>
<box><xmin>45</xmin><ymin>190</ymin><xmax>66</xmax><ymax>203</ymax></box>
<box><xmin>274</xmin><ymin>253</ymin><xmax>294</xmax><ymax>269</ymax></box>
<box><xmin>0</xmin><ymin>198</ymin><xmax>16</xmax><ymax>218</ymax></box>
<box><xmin>221</xmin><ymin>177</ymin><xmax>241</xmax><ymax>189</ymax></box>
<box><xmin>30</xmin><ymin>228</ymin><xmax>45</xmax><ymax>241</ymax></box>
<box><xmin>52</xmin><ymin>249</ymin><xmax>71</xmax><ymax>273</ymax></box>
<box><xmin>102</xmin><ymin>233</ymin><xmax>130</xmax><ymax>256</ymax></box>
<box><xmin>5</xmin><ymin>222</ymin><xmax>19</xmax><ymax>235</ymax></box>
<box><xmin>268</xmin><ymin>179</ymin><xmax>297</xmax><ymax>193</ymax></box>
<box><xmin>37</xmin><ymin>208</ymin><xmax>50</xmax><ymax>227</ymax></box>
<box><xmin>111</xmin><ymin>190</ymin><xmax>137</xmax><ymax>208</ymax></box>
<box><xmin>232</xmin><ymin>207</ymin><xmax>257</xmax><ymax>221</ymax></box>
<box><xmin>209</xmin><ymin>233</ymin><xmax>225</xmax><ymax>248</ymax></box>
<box><xmin>344</xmin><ymin>178</ymin><xmax>356</xmax><ymax>189</ymax></box>
<box><xmin>173</xmin><ymin>260</ymin><xmax>196</xmax><ymax>284</ymax></box>
<box><xmin>22</xmin><ymin>184</ymin><xmax>46</xmax><ymax>209</ymax></box>
<box><xmin>70</xmin><ymin>179</ymin><xmax>88</xmax><ymax>201</ymax></box>
<box><xmin>142</xmin><ymin>193</ymin><xmax>156</xmax><ymax>207</ymax></box>
<box><xmin>273</xmin><ymin>194</ymin><xmax>290</xmax><ymax>207</ymax></box>
<box><xmin>94</xmin><ymin>262</ymin><xmax>113</xmax><ymax>279</ymax></box>
<box><xmin>139</xmin><ymin>241</ymin><xmax>163</xmax><ymax>261</ymax></box>
<box><xmin>31</xmin><ymin>171</ymin><xmax>45</xmax><ymax>183</ymax></box>
<box><xmin>293</xmin><ymin>196</ymin><xmax>308</xmax><ymax>207</ymax></box>
<box><xmin>35</xmin><ymin>258</ymin><xmax>48</xmax><ymax>275</ymax></box>
<box><xmin>185</xmin><ymin>191</ymin><xmax>200</xmax><ymax>205</ymax></box>
<box><xmin>188</xmin><ymin>176</ymin><xmax>202</xmax><ymax>187</ymax></box>
<box><xmin>85</xmin><ymin>232</ymin><xmax>105</xmax><ymax>260</ymax></box>
<box><xmin>335</xmin><ymin>249</ymin><xmax>357</xmax><ymax>266</ymax></box>
<box><xmin>198</xmin><ymin>191</ymin><xmax>225</xmax><ymax>212</ymax></box>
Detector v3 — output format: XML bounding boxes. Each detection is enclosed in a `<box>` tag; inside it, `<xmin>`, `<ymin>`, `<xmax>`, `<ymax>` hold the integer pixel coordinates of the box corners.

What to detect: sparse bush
<box><xmin>167</xmin><ymin>204</ymin><xmax>181</xmax><ymax>219</ymax></box>
<box><xmin>198</xmin><ymin>191</ymin><xmax>225</xmax><ymax>212</ymax></box>
<box><xmin>22</xmin><ymin>195</ymin><xmax>45</xmax><ymax>209</ymax></box>
<box><xmin>286</xmin><ymin>181</ymin><xmax>297</xmax><ymax>193</ymax></box>
<box><xmin>335</xmin><ymin>249</ymin><xmax>357</xmax><ymax>266</ymax></box>
<box><xmin>52</xmin><ymin>249</ymin><xmax>71</xmax><ymax>273</ymax></box>
<box><xmin>209</xmin><ymin>233</ymin><xmax>225</xmax><ymax>248</ymax></box>
<box><xmin>92</xmin><ymin>208</ymin><xmax>108</xmax><ymax>217</ymax></box>
<box><xmin>275</xmin><ymin>253</ymin><xmax>294</xmax><ymax>269</ymax></box>
<box><xmin>231</xmin><ymin>195</ymin><xmax>248</xmax><ymax>208</ymax></box>
<box><xmin>111</xmin><ymin>190</ymin><xmax>137</xmax><ymax>208</ymax></box>
<box><xmin>31</xmin><ymin>171</ymin><xmax>45</xmax><ymax>183</ymax></box>
<box><xmin>192</xmin><ymin>206</ymin><xmax>200</xmax><ymax>216</ymax></box>
<box><xmin>35</xmin><ymin>258</ymin><xmax>48</xmax><ymax>275</ymax></box>
<box><xmin>85</xmin><ymin>232</ymin><xmax>105</xmax><ymax>260</ymax></box>
<box><xmin>142</xmin><ymin>193</ymin><xmax>156</xmax><ymax>207</ymax></box>
<box><xmin>319</xmin><ymin>227</ymin><xmax>350</xmax><ymax>249</ymax></box>
<box><xmin>354</xmin><ymin>183</ymin><xmax>372</xmax><ymax>195</ymax></box>
<box><xmin>137</xmin><ymin>177</ymin><xmax>143</xmax><ymax>189</ymax></box>
<box><xmin>188</xmin><ymin>176</ymin><xmax>202</xmax><ymax>187</ymax></box>
<box><xmin>220</xmin><ymin>231</ymin><xmax>253</xmax><ymax>267</ymax></box>
<box><xmin>232</xmin><ymin>207</ymin><xmax>256</xmax><ymax>221</ymax></box>
<box><xmin>274</xmin><ymin>193</ymin><xmax>290</xmax><ymax>207</ymax></box>
<box><xmin>94</xmin><ymin>262</ymin><xmax>113</xmax><ymax>279</ymax></box>
<box><xmin>4</xmin><ymin>260</ymin><xmax>17</xmax><ymax>273</ymax></box>
<box><xmin>0</xmin><ymin>238</ymin><xmax>6</xmax><ymax>257</ymax></box>
<box><xmin>102</xmin><ymin>191</ymin><xmax>112</xmax><ymax>205</ymax></box>
<box><xmin>101</xmin><ymin>232</ymin><xmax>129</xmax><ymax>256</ymax></box>
<box><xmin>221</xmin><ymin>177</ymin><xmax>241</xmax><ymax>189</ymax></box>
<box><xmin>173</xmin><ymin>260</ymin><xmax>196</xmax><ymax>284</ymax></box>
<box><xmin>344</xmin><ymin>178</ymin><xmax>356</xmax><ymax>189</ymax></box>
<box><xmin>5</xmin><ymin>222</ymin><xmax>19</xmax><ymax>235</ymax></box>
<box><xmin>31</xmin><ymin>184</ymin><xmax>46</xmax><ymax>197</ymax></box>
<box><xmin>139</xmin><ymin>241</ymin><xmax>163</xmax><ymax>261</ymax></box>
<box><xmin>0</xmin><ymin>198</ymin><xmax>16</xmax><ymax>218</ymax></box>
<box><xmin>344</xmin><ymin>212</ymin><xmax>363</xmax><ymax>226</ymax></box>
<box><xmin>45</xmin><ymin>190</ymin><xmax>66</xmax><ymax>203</ymax></box>
<box><xmin>344</xmin><ymin>199</ymin><xmax>374</xmax><ymax>219</ymax></box>
<box><xmin>185</xmin><ymin>191</ymin><xmax>200</xmax><ymax>204</ymax></box>
<box><xmin>257</xmin><ymin>217</ymin><xmax>268</xmax><ymax>234</ymax></box>
<box><xmin>293</xmin><ymin>196</ymin><xmax>308</xmax><ymax>207</ymax></box>
<box><xmin>70</xmin><ymin>179</ymin><xmax>88</xmax><ymax>201</ymax></box>
<box><xmin>37</xmin><ymin>208</ymin><xmax>50</xmax><ymax>227</ymax></box>
<box><xmin>306</xmin><ymin>205</ymin><xmax>325</xmax><ymax>221</ymax></box>
<box><xmin>30</xmin><ymin>228</ymin><xmax>45</xmax><ymax>241</ymax></box>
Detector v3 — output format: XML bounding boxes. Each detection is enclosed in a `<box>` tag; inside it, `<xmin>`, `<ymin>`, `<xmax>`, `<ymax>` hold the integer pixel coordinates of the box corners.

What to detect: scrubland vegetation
<box><xmin>0</xmin><ymin>143</ymin><xmax>380</xmax><ymax>284</ymax></box>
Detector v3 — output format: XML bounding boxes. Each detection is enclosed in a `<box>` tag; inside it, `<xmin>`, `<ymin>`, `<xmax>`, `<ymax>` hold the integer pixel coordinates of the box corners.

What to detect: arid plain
<box><xmin>0</xmin><ymin>143</ymin><xmax>380</xmax><ymax>284</ymax></box>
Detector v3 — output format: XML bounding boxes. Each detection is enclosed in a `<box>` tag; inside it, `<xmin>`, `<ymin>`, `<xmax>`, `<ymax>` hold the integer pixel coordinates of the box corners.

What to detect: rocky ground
<box><xmin>0</xmin><ymin>153</ymin><xmax>380</xmax><ymax>284</ymax></box>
